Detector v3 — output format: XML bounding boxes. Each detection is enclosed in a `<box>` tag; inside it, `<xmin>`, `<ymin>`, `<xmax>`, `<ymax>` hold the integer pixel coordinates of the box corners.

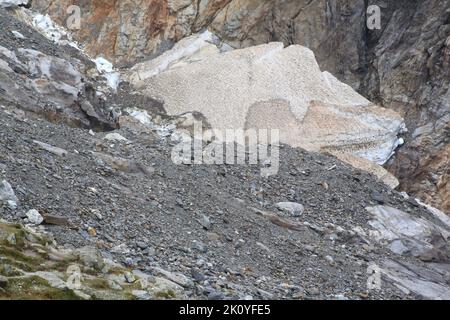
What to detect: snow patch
<box><xmin>15</xmin><ymin>9</ymin><xmax>121</xmax><ymax>91</ymax></box>
<box><xmin>30</xmin><ymin>13</ymin><xmax>80</xmax><ymax>49</ymax></box>
<box><xmin>0</xmin><ymin>0</ymin><xmax>28</xmax><ymax>8</ymax></box>
<box><xmin>94</xmin><ymin>57</ymin><xmax>121</xmax><ymax>91</ymax></box>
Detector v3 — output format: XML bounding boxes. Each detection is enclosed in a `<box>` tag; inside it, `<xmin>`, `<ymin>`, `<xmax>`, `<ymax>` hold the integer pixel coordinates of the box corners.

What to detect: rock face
<box><xmin>32</xmin><ymin>0</ymin><xmax>450</xmax><ymax>212</ymax></box>
<box><xmin>127</xmin><ymin>36</ymin><xmax>405</xmax><ymax>187</ymax></box>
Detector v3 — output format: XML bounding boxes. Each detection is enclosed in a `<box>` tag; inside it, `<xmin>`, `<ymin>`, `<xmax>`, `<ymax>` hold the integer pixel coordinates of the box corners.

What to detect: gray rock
<box><xmin>6</xmin><ymin>200</ymin><xmax>17</xmax><ymax>210</ymax></box>
<box><xmin>104</xmin><ymin>133</ymin><xmax>129</xmax><ymax>143</ymax></box>
<box><xmin>275</xmin><ymin>202</ymin><xmax>304</xmax><ymax>217</ymax></box>
<box><xmin>26</xmin><ymin>209</ymin><xmax>43</xmax><ymax>225</ymax></box>
<box><xmin>381</xmin><ymin>259</ymin><xmax>450</xmax><ymax>300</ymax></box>
<box><xmin>76</xmin><ymin>246</ymin><xmax>105</xmax><ymax>271</ymax></box>
<box><xmin>307</xmin><ymin>287</ymin><xmax>320</xmax><ymax>296</ymax></box>
<box><xmin>11</xmin><ymin>30</ymin><xmax>25</xmax><ymax>40</ymax></box>
<box><xmin>132</xmin><ymin>290</ymin><xmax>151</xmax><ymax>300</ymax></box>
<box><xmin>33</xmin><ymin>140</ymin><xmax>68</xmax><ymax>157</ymax></box>
<box><xmin>6</xmin><ymin>233</ymin><xmax>16</xmax><ymax>245</ymax></box>
<box><xmin>325</xmin><ymin>255</ymin><xmax>335</xmax><ymax>265</ymax></box>
<box><xmin>366</xmin><ymin>205</ymin><xmax>450</xmax><ymax>260</ymax></box>
<box><xmin>192</xmin><ymin>240</ymin><xmax>207</xmax><ymax>253</ymax></box>
<box><xmin>0</xmin><ymin>180</ymin><xmax>18</xmax><ymax>205</ymax></box>
<box><xmin>198</xmin><ymin>214</ymin><xmax>212</xmax><ymax>230</ymax></box>
<box><xmin>34</xmin><ymin>272</ymin><xmax>67</xmax><ymax>290</ymax></box>
<box><xmin>371</xmin><ymin>191</ymin><xmax>387</xmax><ymax>204</ymax></box>
<box><xmin>191</xmin><ymin>269</ymin><xmax>206</xmax><ymax>282</ymax></box>
<box><xmin>153</xmin><ymin>267</ymin><xmax>193</xmax><ymax>288</ymax></box>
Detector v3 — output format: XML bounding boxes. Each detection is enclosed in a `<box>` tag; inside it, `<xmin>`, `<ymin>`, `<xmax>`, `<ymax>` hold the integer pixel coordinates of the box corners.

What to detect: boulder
<box><xmin>26</xmin><ymin>209</ymin><xmax>43</xmax><ymax>225</ymax></box>
<box><xmin>0</xmin><ymin>180</ymin><xmax>18</xmax><ymax>205</ymax></box>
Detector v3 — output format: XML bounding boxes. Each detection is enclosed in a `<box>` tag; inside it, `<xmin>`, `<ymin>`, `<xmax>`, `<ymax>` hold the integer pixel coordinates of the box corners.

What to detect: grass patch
<box><xmin>0</xmin><ymin>276</ymin><xmax>81</xmax><ymax>300</ymax></box>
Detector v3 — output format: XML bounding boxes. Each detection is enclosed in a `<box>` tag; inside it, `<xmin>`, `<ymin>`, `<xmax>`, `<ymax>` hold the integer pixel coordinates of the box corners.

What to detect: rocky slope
<box><xmin>30</xmin><ymin>0</ymin><xmax>450</xmax><ymax>213</ymax></box>
<box><xmin>0</xmin><ymin>6</ymin><xmax>449</xmax><ymax>300</ymax></box>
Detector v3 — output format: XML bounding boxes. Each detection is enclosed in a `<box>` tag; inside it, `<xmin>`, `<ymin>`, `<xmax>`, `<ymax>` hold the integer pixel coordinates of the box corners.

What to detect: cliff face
<box><xmin>30</xmin><ymin>0</ymin><xmax>231</xmax><ymax>65</ymax></box>
<box><xmin>31</xmin><ymin>0</ymin><xmax>450</xmax><ymax>212</ymax></box>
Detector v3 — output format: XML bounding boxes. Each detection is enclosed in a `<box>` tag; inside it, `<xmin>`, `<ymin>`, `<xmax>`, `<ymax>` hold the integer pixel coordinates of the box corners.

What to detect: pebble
<box><xmin>26</xmin><ymin>209</ymin><xmax>43</xmax><ymax>225</ymax></box>
<box><xmin>7</xmin><ymin>200</ymin><xmax>17</xmax><ymax>210</ymax></box>
<box><xmin>207</xmin><ymin>290</ymin><xmax>224</xmax><ymax>300</ymax></box>
<box><xmin>307</xmin><ymin>287</ymin><xmax>320</xmax><ymax>296</ymax></box>
<box><xmin>325</xmin><ymin>255</ymin><xmax>335</xmax><ymax>265</ymax></box>
<box><xmin>104</xmin><ymin>133</ymin><xmax>129</xmax><ymax>143</ymax></box>
<box><xmin>132</xmin><ymin>290</ymin><xmax>151</xmax><ymax>300</ymax></box>
<box><xmin>6</xmin><ymin>233</ymin><xmax>16</xmax><ymax>245</ymax></box>
<box><xmin>125</xmin><ymin>272</ymin><xmax>136</xmax><ymax>283</ymax></box>
<box><xmin>136</xmin><ymin>241</ymin><xmax>149</xmax><ymax>250</ymax></box>
<box><xmin>198</xmin><ymin>215</ymin><xmax>212</xmax><ymax>230</ymax></box>
<box><xmin>0</xmin><ymin>180</ymin><xmax>18</xmax><ymax>204</ymax></box>
<box><xmin>275</xmin><ymin>202</ymin><xmax>305</xmax><ymax>216</ymax></box>
<box><xmin>11</xmin><ymin>30</ymin><xmax>25</xmax><ymax>40</ymax></box>
<box><xmin>192</xmin><ymin>241</ymin><xmax>207</xmax><ymax>253</ymax></box>
<box><xmin>371</xmin><ymin>191</ymin><xmax>387</xmax><ymax>204</ymax></box>
<box><xmin>191</xmin><ymin>269</ymin><xmax>206</xmax><ymax>282</ymax></box>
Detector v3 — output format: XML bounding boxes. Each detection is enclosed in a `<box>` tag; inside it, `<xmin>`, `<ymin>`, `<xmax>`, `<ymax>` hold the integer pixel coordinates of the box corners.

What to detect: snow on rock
<box><xmin>27</xmin><ymin>13</ymin><xmax>79</xmax><ymax>49</ymax></box>
<box><xmin>0</xmin><ymin>0</ymin><xmax>29</xmax><ymax>8</ymax></box>
<box><xmin>94</xmin><ymin>57</ymin><xmax>121</xmax><ymax>91</ymax></box>
<box><xmin>0</xmin><ymin>180</ymin><xmax>18</xmax><ymax>205</ymax></box>
<box><xmin>14</xmin><ymin>8</ymin><xmax>121</xmax><ymax>92</ymax></box>
<box><xmin>124</xmin><ymin>107</ymin><xmax>176</xmax><ymax>138</ymax></box>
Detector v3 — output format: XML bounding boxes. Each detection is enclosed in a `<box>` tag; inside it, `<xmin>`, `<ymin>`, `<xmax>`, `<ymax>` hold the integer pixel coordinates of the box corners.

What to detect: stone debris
<box><xmin>103</xmin><ymin>133</ymin><xmax>129</xmax><ymax>143</ymax></box>
<box><xmin>0</xmin><ymin>180</ymin><xmax>18</xmax><ymax>205</ymax></box>
<box><xmin>275</xmin><ymin>202</ymin><xmax>305</xmax><ymax>217</ymax></box>
<box><xmin>25</xmin><ymin>209</ymin><xmax>43</xmax><ymax>225</ymax></box>
<box><xmin>33</xmin><ymin>140</ymin><xmax>68</xmax><ymax>157</ymax></box>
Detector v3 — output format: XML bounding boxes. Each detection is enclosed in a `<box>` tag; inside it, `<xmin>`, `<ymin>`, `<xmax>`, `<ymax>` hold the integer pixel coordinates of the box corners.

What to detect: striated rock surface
<box><xmin>32</xmin><ymin>0</ymin><xmax>450</xmax><ymax>212</ymax></box>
